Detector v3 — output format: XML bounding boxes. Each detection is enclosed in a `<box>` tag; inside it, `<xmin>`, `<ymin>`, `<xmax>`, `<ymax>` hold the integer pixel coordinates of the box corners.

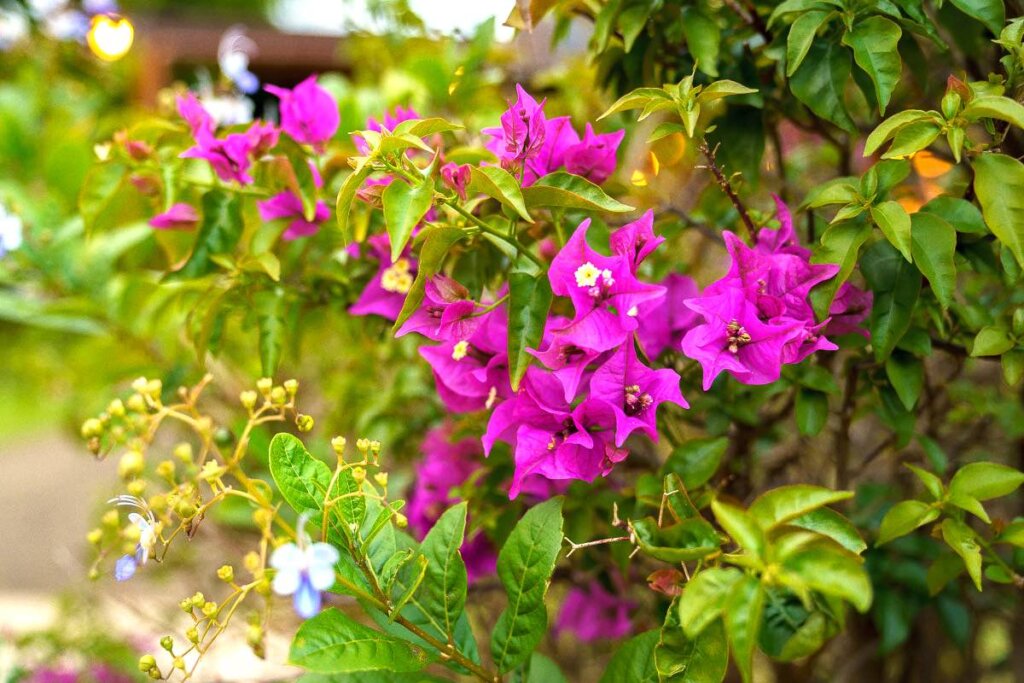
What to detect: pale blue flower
<box><xmin>0</xmin><ymin>203</ymin><xmax>23</xmax><ymax>258</ymax></box>
<box><xmin>269</xmin><ymin>515</ymin><xmax>339</xmax><ymax>618</ymax></box>
<box><xmin>218</xmin><ymin>26</ymin><xmax>259</xmax><ymax>95</ymax></box>
<box><xmin>108</xmin><ymin>495</ymin><xmax>157</xmax><ymax>582</ymax></box>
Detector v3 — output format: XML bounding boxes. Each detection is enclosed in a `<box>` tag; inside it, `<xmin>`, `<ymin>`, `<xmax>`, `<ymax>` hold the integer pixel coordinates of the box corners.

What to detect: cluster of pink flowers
<box><xmin>150</xmin><ymin>76</ymin><xmax>337</xmax><ymax>240</ymax></box>
<box><xmin>681</xmin><ymin>197</ymin><xmax>871</xmax><ymax>390</ymax></box>
<box><xmin>483</xmin><ymin>84</ymin><xmax>626</xmax><ymax>185</ymax></box>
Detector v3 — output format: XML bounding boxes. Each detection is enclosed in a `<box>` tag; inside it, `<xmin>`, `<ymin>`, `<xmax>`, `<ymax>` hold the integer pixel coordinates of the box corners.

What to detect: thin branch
<box><xmin>697</xmin><ymin>140</ymin><xmax>756</xmax><ymax>242</ymax></box>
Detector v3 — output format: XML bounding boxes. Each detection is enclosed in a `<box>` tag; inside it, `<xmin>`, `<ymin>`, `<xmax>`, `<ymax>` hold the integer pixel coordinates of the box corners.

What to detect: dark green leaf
<box><xmin>973</xmin><ymin>153</ymin><xmax>1024</xmax><ymax>269</ymax></box>
<box><xmin>809</xmin><ymin>219</ymin><xmax>872</xmax><ymax>317</ymax></box>
<box><xmin>681</xmin><ymin>7</ymin><xmax>720</xmax><ymax>77</ymax></box>
<box><xmin>842</xmin><ymin>16</ymin><xmax>902</xmax><ymax>113</ymax></box>
<box><xmin>170</xmin><ymin>191</ymin><xmax>242</xmax><ymax>279</ymax></box>
<box><xmin>599</xmin><ymin>631</ymin><xmax>660</xmax><ymax>683</ymax></box>
<box><xmin>910</xmin><ymin>212</ymin><xmax>957</xmax><ymax>307</ymax></box>
<box><xmin>289</xmin><ymin>608</ymin><xmax>434</xmax><ymax>673</ymax></box>
<box><xmin>336</xmin><ymin>158</ymin><xmax>373</xmax><ymax>244</ymax></box>
<box><xmin>949</xmin><ymin>0</ymin><xmax>1005</xmax><ymax>34</ymax></box>
<box><xmin>790</xmin><ymin>40</ymin><xmax>856</xmax><ymax>132</ymax></box>
<box><xmin>787</xmin><ymin>10</ymin><xmax>832</xmax><ymax>76</ymax></box>
<box><xmin>507</xmin><ymin>271</ymin><xmax>553</xmax><ymax>391</ymax></box>
<box><xmin>490</xmin><ymin>498</ymin><xmax>564</xmax><ymax>673</ymax></box>
<box><xmin>467</xmin><ymin>166</ymin><xmax>533</xmax><ymax>223</ymax></box>
<box><xmin>788</xmin><ymin>508</ymin><xmax>867</xmax><ymax>554</ymax></box>
<box><xmin>522</xmin><ymin>172</ymin><xmax>634</xmax><ymax>212</ymax></box>
<box><xmin>970</xmin><ymin>326</ymin><xmax>1014</xmax><ymax>356</ymax></box>
<box><xmin>885</xmin><ymin>351</ymin><xmax>923</xmax><ymax>410</ymax></box>
<box><xmin>861</xmin><ymin>240</ymin><xmax>921</xmax><ymax>361</ymax></box>
<box><xmin>796</xmin><ymin>388</ymin><xmax>828</xmax><ymax>436</ymax></box>
<box><xmin>664</xmin><ymin>437</ymin><xmax>728</xmax><ymax>489</ymax></box>
<box><xmin>631</xmin><ymin>517</ymin><xmax>722</xmax><ymax>562</ymax></box>
<box><xmin>417</xmin><ymin>503</ymin><xmax>469</xmax><ymax>641</ymax></box>
<box><xmin>656</xmin><ymin>597</ymin><xmax>729</xmax><ymax>682</ymax></box>
<box><xmin>723</xmin><ymin>575</ymin><xmax>765</xmax><ymax>683</ymax></box>
<box><xmin>870</xmin><ymin>201</ymin><xmax>912</xmax><ymax>262</ymax></box>
<box><xmin>269</xmin><ymin>433</ymin><xmax>332</xmax><ymax>515</ymax></box>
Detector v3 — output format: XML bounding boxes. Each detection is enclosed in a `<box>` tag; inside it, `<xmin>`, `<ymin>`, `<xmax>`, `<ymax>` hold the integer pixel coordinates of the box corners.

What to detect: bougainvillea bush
<box><xmin>6</xmin><ymin>0</ymin><xmax>1024</xmax><ymax>680</ymax></box>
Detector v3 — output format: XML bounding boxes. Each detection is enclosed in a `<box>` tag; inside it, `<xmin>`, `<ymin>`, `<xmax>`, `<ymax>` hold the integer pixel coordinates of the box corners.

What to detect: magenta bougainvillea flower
<box><xmin>548</xmin><ymin>220</ymin><xmax>665</xmax><ymax>353</ymax></box>
<box><xmin>826</xmin><ymin>281</ymin><xmax>873</xmax><ymax>338</ymax></box>
<box><xmin>395</xmin><ymin>274</ymin><xmax>481</xmax><ymax>342</ymax></box>
<box><xmin>563</xmin><ymin>123</ymin><xmax>626</xmax><ymax>185</ymax></box>
<box><xmin>176</xmin><ymin>93</ymin><xmax>281</xmax><ymax>185</ymax></box>
<box><xmin>420</xmin><ymin>305</ymin><xmax>511</xmax><ymax>413</ymax></box>
<box><xmin>177</xmin><ymin>92</ymin><xmax>213</xmax><ymax>138</ymax></box>
<box><xmin>483</xmin><ymin>368</ymin><xmax>627</xmax><ymax>498</ymax></box>
<box><xmin>496</xmin><ymin>83</ymin><xmax>547</xmax><ymax>163</ymax></box>
<box><xmin>349</xmin><ymin>233</ymin><xmax>418</xmax><ymax>321</ymax></box>
<box><xmin>149</xmin><ymin>203</ymin><xmax>198</xmax><ymax>230</ymax></box>
<box><xmin>589</xmin><ymin>342</ymin><xmax>687</xmax><ymax>446</ymax></box>
<box><xmin>523</xmin><ymin>115</ymin><xmax>579</xmax><ymax>185</ymax></box>
<box><xmin>529</xmin><ymin>315</ymin><xmax>604</xmax><ymax>403</ymax></box>
<box><xmin>681</xmin><ymin>287</ymin><xmax>805</xmax><ymax>390</ymax></box>
<box><xmin>407</xmin><ymin>425</ymin><xmax>497</xmax><ymax>582</ymax></box>
<box><xmin>257</xmin><ymin>163</ymin><xmax>331</xmax><ymax>240</ymax></box>
<box><xmin>265</xmin><ymin>75</ymin><xmax>339</xmax><ymax>149</ymax></box>
<box><xmin>756</xmin><ymin>194</ymin><xmax>813</xmax><ymax>259</ymax></box>
<box><xmin>635</xmin><ymin>273</ymin><xmax>701</xmax><ymax>358</ymax></box>
<box><xmin>610</xmin><ymin>210</ymin><xmax>665</xmax><ymax>273</ymax></box>
<box><xmin>555</xmin><ymin>579</ymin><xmax>635</xmax><ymax>642</ymax></box>
<box><xmin>441</xmin><ymin>162</ymin><xmax>472</xmax><ymax>200</ymax></box>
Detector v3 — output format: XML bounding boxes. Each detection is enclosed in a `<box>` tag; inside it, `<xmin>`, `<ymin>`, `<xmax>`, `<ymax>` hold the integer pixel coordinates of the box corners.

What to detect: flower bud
<box><xmin>240</xmin><ymin>390</ymin><xmax>258</xmax><ymax>410</ymax></box>
<box><xmin>147</xmin><ymin>666</ymin><xmax>161</xmax><ymax>680</ymax></box>
<box><xmin>175</xmin><ymin>500</ymin><xmax>197</xmax><ymax>519</ymax></box>
<box><xmin>217</xmin><ymin>565</ymin><xmax>234</xmax><ymax>583</ymax></box>
<box><xmin>156</xmin><ymin>460</ymin><xmax>176</xmax><ymax>480</ymax></box>
<box><xmin>160</xmin><ymin>636</ymin><xmax>174</xmax><ymax>651</ymax></box>
<box><xmin>149</xmin><ymin>494</ymin><xmax>167</xmax><ymax>512</ymax></box>
<box><xmin>173</xmin><ymin>657</ymin><xmax>185</xmax><ymax>670</ymax></box>
<box><xmin>126</xmin><ymin>480</ymin><xmax>147</xmax><ymax>497</ymax></box>
<box><xmin>941</xmin><ymin>91</ymin><xmax>962</xmax><ymax>120</ymax></box>
<box><xmin>108</xmin><ymin>399</ymin><xmax>126</xmax><ymax>418</ymax></box>
<box><xmin>284</xmin><ymin>379</ymin><xmax>299</xmax><ymax>395</ymax></box>
<box><xmin>126</xmin><ymin>393</ymin><xmax>147</xmax><ymax>413</ymax></box>
<box><xmin>88</xmin><ymin>567</ymin><xmax>100</xmax><ymax>581</ymax></box>
<box><xmin>395</xmin><ymin>513</ymin><xmax>409</xmax><ymax>529</ymax></box>
<box><xmin>173</xmin><ymin>443</ymin><xmax>193</xmax><ymax>464</ymax></box>
<box><xmin>186</xmin><ymin>627</ymin><xmax>199</xmax><ymax>643</ymax></box>
<box><xmin>102</xmin><ymin>510</ymin><xmax>120</xmax><ymax>527</ymax></box>
<box><xmin>351</xmin><ymin>466</ymin><xmax>366</xmax><ymax>484</ymax></box>
<box><xmin>296</xmin><ymin>414</ymin><xmax>314</xmax><ymax>432</ymax></box>
<box><xmin>190</xmin><ymin>592</ymin><xmax>205</xmax><ymax>608</ymax></box>
<box><xmin>118</xmin><ymin>450</ymin><xmax>145</xmax><ymax>479</ymax></box>
<box><xmin>180</xmin><ymin>599</ymin><xmax>193</xmax><ymax>612</ymax></box>
<box><xmin>246</xmin><ymin>624</ymin><xmax>263</xmax><ymax>647</ymax></box>
<box><xmin>256</xmin><ymin>377</ymin><xmax>273</xmax><ymax>394</ymax></box>
<box><xmin>373</xmin><ymin>472</ymin><xmax>388</xmax><ymax>488</ymax></box>
<box><xmin>243</xmin><ymin>551</ymin><xmax>262</xmax><ymax>575</ymax></box>
<box><xmin>81</xmin><ymin>418</ymin><xmax>103</xmax><ymax>439</ymax></box>
<box><xmin>132</xmin><ymin>377</ymin><xmax>149</xmax><ymax>394</ymax></box>
<box><xmin>270</xmin><ymin>386</ymin><xmax>287</xmax><ymax>405</ymax></box>
<box><xmin>145</xmin><ymin>379</ymin><xmax>162</xmax><ymax>397</ymax></box>
<box><xmin>87</xmin><ymin>528</ymin><xmax>103</xmax><ymax>544</ymax></box>
<box><xmin>255</xmin><ymin>577</ymin><xmax>272</xmax><ymax>596</ymax></box>
<box><xmin>356</xmin><ymin>438</ymin><xmax>370</xmax><ymax>453</ymax></box>
<box><xmin>369</xmin><ymin>440</ymin><xmax>381</xmax><ymax>457</ymax></box>
<box><xmin>331</xmin><ymin>436</ymin><xmax>347</xmax><ymax>455</ymax></box>
<box><xmin>138</xmin><ymin>655</ymin><xmax>157</xmax><ymax>673</ymax></box>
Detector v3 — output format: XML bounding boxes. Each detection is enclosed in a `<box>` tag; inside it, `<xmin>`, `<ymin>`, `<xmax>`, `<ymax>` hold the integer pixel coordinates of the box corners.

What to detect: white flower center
<box><xmin>381</xmin><ymin>258</ymin><xmax>413</xmax><ymax>294</ymax></box>
<box><xmin>574</xmin><ymin>262</ymin><xmax>601</xmax><ymax>288</ymax></box>
<box><xmin>452</xmin><ymin>340</ymin><xmax>470</xmax><ymax>361</ymax></box>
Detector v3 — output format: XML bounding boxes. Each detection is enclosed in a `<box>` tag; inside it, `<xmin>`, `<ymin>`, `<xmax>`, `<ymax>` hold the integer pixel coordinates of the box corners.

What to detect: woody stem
<box><xmin>698</xmin><ymin>140</ymin><xmax>756</xmax><ymax>243</ymax></box>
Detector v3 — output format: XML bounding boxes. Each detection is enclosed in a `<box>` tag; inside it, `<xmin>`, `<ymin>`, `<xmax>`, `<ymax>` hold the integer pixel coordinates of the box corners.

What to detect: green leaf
<box><xmin>973</xmin><ymin>153</ymin><xmax>1024</xmax><ymax>269</ymax></box>
<box><xmin>490</xmin><ymin>498</ymin><xmax>564</xmax><ymax>673</ymax></box>
<box><xmin>870</xmin><ymin>201</ymin><xmax>912</xmax><ymax>262</ymax></box>
<box><xmin>656</xmin><ymin>598</ymin><xmax>729</xmax><ymax>682</ymax></box>
<box><xmin>881</xmin><ymin>120</ymin><xmax>942</xmax><ymax>159</ymax></box>
<box><xmin>393</xmin><ymin>227</ymin><xmax>467</xmax><ymax>330</ymax></box>
<box><xmin>681</xmin><ymin>7</ymin><xmax>721</xmax><ymax>77</ymax></box>
<box><xmin>522</xmin><ymin>172</ymin><xmax>634</xmax><ymax>213</ymax></box>
<box><xmin>995</xmin><ymin>519</ymin><xmax>1024</xmax><ymax>547</ymax></box>
<box><xmin>796</xmin><ymin>388</ymin><xmax>828</xmax><ymax>436</ymax></box>
<box><xmin>664</xmin><ymin>437</ymin><xmax>728</xmax><ymax>489</ymax></box>
<box><xmin>79</xmin><ymin>161</ymin><xmax>127</xmax><ymax>233</ymax></box>
<box><xmin>254</xmin><ymin>288</ymin><xmax>286</xmax><ymax>377</ymax></box>
<box><xmin>269</xmin><ymin>433</ymin><xmax>332</xmax><ymax>515</ymax></box>
<box><xmin>790</xmin><ymin>40</ymin><xmax>855</xmax><ymax>132</ymax></box>
<box><xmin>963</xmin><ymin>95</ymin><xmax>1024</xmax><ymax>129</ymax></box>
<box><xmin>861</xmin><ymin>240</ymin><xmax>921</xmax><ymax>361</ymax></box>
<box><xmin>393</xmin><ymin>117</ymin><xmax>465</xmax><ymax>137</ymax></box>
<box><xmin>598</xmin><ymin>87</ymin><xmax>673</xmax><ymax>120</ymax></box>
<box><xmin>948</xmin><ymin>493</ymin><xmax>991</xmax><ymax>523</ymax></box>
<box><xmin>711</xmin><ymin>500</ymin><xmax>765</xmax><ymax>558</ymax></box>
<box><xmin>885</xmin><ymin>351</ymin><xmax>923</xmax><ymax>410</ymax></box>
<box><xmin>809</xmin><ymin>219</ymin><xmax>872</xmax><ymax>317</ymax></box>
<box><xmin>467</xmin><ymin>166</ymin><xmax>533</xmax><ymax>223</ymax></box>
<box><xmin>787</xmin><ymin>10</ymin><xmax>832</xmax><ymax>76</ymax></box>
<box><xmin>383</xmin><ymin>176</ymin><xmax>435</xmax><ymax>262</ymax></box>
<box><xmin>336</xmin><ymin>158</ymin><xmax>374</xmax><ymax>244</ymax></box>
<box><xmin>677</xmin><ymin>567</ymin><xmax>743</xmax><ymax>639</ymax></box>
<box><xmin>289</xmin><ymin>608</ymin><xmax>434</xmax><ymax>673</ymax></box>
<box><xmin>905</xmin><ymin>463</ymin><xmax>944</xmax><ymax>500</ymax></box>
<box><xmin>696</xmin><ymin>80</ymin><xmax>759</xmax><ymax>101</ymax></box>
<box><xmin>949</xmin><ymin>0</ymin><xmax>1005</xmax><ymax>34</ymax></box>
<box><xmin>782</xmin><ymin>544</ymin><xmax>873</xmax><ymax>612</ymax></box>
<box><xmin>630</xmin><ymin>517</ymin><xmax>722</xmax><ymax>563</ymax></box>
<box><xmin>417</xmin><ymin>502</ymin><xmax>469</xmax><ymax>641</ymax></box>
<box><xmin>971</xmin><ymin>326</ymin><xmax>1014</xmax><ymax>356</ymax></box>
<box><xmin>910</xmin><ymin>212</ymin><xmax>957</xmax><ymax>308</ymax></box>
<box><xmin>842</xmin><ymin>16</ymin><xmax>902</xmax><ymax>113</ymax></box>
<box><xmin>864</xmin><ymin>110</ymin><xmax>936</xmax><ymax>156</ymax></box>
<box><xmin>748</xmin><ymin>485</ymin><xmax>853</xmax><ymax>530</ymax></box>
<box><xmin>926</xmin><ymin>552</ymin><xmax>966</xmax><ymax>595</ymax></box>
<box><xmin>877</xmin><ymin>500</ymin><xmax>940</xmax><ymax>545</ymax></box>
<box><xmin>1004</xmin><ymin>349</ymin><xmax>1024</xmax><ymax>385</ymax></box>
<box><xmin>788</xmin><ymin>508</ymin><xmax>867</xmax><ymax>554</ymax></box>
<box><xmin>599</xmin><ymin>631</ymin><xmax>660</xmax><ymax>683</ymax></box>
<box><xmin>940</xmin><ymin>518</ymin><xmax>983</xmax><ymax>590</ymax></box>
<box><xmin>170</xmin><ymin>191</ymin><xmax>242</xmax><ymax>279</ymax></box>
<box><xmin>507</xmin><ymin>271</ymin><xmax>553</xmax><ymax>391</ymax></box>
<box><xmin>949</xmin><ymin>462</ymin><xmax>1024</xmax><ymax>501</ymax></box>
<box><xmin>524</xmin><ymin>652</ymin><xmax>566</xmax><ymax>682</ymax></box>
<box><xmin>723</xmin><ymin>575</ymin><xmax>765</xmax><ymax>683</ymax></box>
<box><xmin>805</xmin><ymin>179</ymin><xmax>859</xmax><ymax>208</ymax></box>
